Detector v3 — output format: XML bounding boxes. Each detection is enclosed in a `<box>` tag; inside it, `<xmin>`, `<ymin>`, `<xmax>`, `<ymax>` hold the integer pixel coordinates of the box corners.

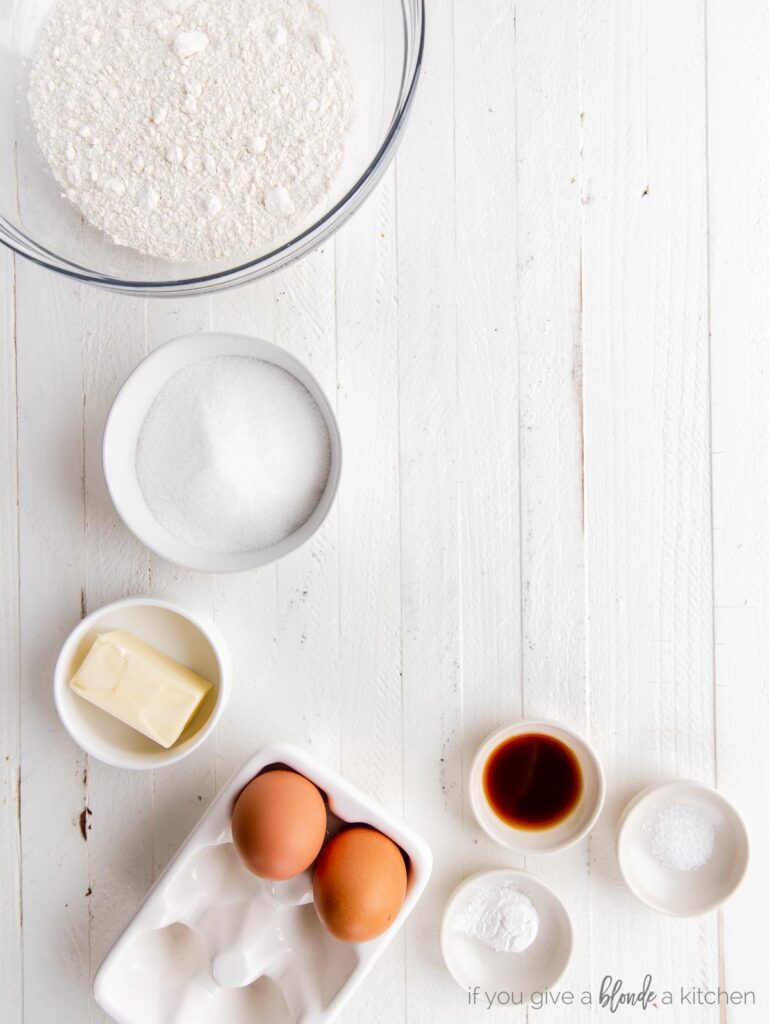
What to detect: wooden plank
<box><xmin>396</xmin><ymin>0</ymin><xmax>462</xmax><ymax>1017</ymax></box>
<box><xmin>452</xmin><ymin>0</ymin><xmax>523</xmax><ymax>917</ymax></box>
<box><xmin>454</xmin><ymin>0</ymin><xmax>520</xmax><ymax>802</ymax></box>
<box><xmin>78</xmin><ymin>287</ymin><xmax>152</xmax><ymax>1024</ymax></box>
<box><xmin>581</xmin><ymin>0</ymin><xmax>716</xmax><ymax>1016</ymax></box>
<box><xmin>16</xmin><ymin>263</ymin><xmax>90</xmax><ymax>1024</ymax></box>
<box><xmin>513</xmin><ymin>1</ymin><xmax>589</xmax><ymax>1018</ymax></box>
<box><xmin>707</xmin><ymin>0</ymin><xmax>769</xmax><ymax>1015</ymax></box>
<box><xmin>0</xmin><ymin>249</ymin><xmax>22</xmax><ymax>1022</ymax></box>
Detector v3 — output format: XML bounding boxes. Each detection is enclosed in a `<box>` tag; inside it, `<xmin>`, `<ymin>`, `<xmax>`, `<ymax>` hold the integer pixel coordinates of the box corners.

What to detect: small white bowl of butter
<box><xmin>54</xmin><ymin>596</ymin><xmax>231</xmax><ymax>770</ymax></box>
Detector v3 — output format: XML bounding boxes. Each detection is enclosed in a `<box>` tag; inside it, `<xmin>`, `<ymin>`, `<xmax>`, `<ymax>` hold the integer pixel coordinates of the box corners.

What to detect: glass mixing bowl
<box><xmin>0</xmin><ymin>0</ymin><xmax>424</xmax><ymax>295</ymax></box>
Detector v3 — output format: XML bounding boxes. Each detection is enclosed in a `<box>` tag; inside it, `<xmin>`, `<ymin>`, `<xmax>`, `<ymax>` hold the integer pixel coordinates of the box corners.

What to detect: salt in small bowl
<box><xmin>616</xmin><ymin>779</ymin><xmax>749</xmax><ymax>916</ymax></box>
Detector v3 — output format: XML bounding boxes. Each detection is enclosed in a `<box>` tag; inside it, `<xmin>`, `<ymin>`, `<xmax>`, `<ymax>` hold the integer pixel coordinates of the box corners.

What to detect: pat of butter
<box><xmin>70</xmin><ymin>630</ymin><xmax>213</xmax><ymax>749</ymax></box>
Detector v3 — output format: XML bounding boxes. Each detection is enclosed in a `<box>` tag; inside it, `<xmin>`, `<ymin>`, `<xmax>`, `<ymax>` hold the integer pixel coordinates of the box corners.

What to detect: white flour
<box><xmin>29</xmin><ymin>0</ymin><xmax>354</xmax><ymax>262</ymax></box>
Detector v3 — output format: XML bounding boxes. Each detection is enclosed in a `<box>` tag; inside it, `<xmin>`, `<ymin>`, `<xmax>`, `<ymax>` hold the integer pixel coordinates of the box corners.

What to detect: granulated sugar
<box><xmin>29</xmin><ymin>0</ymin><xmax>354</xmax><ymax>261</ymax></box>
<box><xmin>651</xmin><ymin>803</ymin><xmax>715</xmax><ymax>872</ymax></box>
<box><xmin>136</xmin><ymin>356</ymin><xmax>331</xmax><ymax>553</ymax></box>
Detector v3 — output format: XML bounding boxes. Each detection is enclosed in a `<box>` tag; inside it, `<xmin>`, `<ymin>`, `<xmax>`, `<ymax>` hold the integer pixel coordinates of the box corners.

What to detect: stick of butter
<box><xmin>70</xmin><ymin>630</ymin><xmax>213</xmax><ymax>749</ymax></box>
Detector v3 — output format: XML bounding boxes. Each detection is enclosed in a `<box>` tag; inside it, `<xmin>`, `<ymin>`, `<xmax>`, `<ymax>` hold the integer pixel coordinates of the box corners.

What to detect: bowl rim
<box><xmin>1</xmin><ymin>1</ymin><xmax>426</xmax><ymax>295</ymax></box>
<box><xmin>53</xmin><ymin>595</ymin><xmax>232</xmax><ymax>770</ymax></box>
<box><xmin>615</xmin><ymin>778</ymin><xmax>751</xmax><ymax>917</ymax></box>
<box><xmin>469</xmin><ymin>719</ymin><xmax>607</xmax><ymax>854</ymax></box>
<box><xmin>102</xmin><ymin>331</ymin><xmax>343</xmax><ymax>574</ymax></box>
<box><xmin>439</xmin><ymin>867</ymin><xmax>574</xmax><ymax>998</ymax></box>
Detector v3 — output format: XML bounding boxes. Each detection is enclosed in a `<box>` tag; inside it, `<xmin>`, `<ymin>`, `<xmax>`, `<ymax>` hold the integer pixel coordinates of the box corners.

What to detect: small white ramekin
<box><xmin>103</xmin><ymin>332</ymin><xmax>342</xmax><ymax>573</ymax></box>
<box><xmin>617</xmin><ymin>779</ymin><xmax>749</xmax><ymax>916</ymax></box>
<box><xmin>440</xmin><ymin>868</ymin><xmax>573</xmax><ymax>1002</ymax></box>
<box><xmin>469</xmin><ymin>720</ymin><xmax>606</xmax><ymax>854</ymax></box>
<box><xmin>54</xmin><ymin>596</ymin><xmax>231</xmax><ymax>770</ymax></box>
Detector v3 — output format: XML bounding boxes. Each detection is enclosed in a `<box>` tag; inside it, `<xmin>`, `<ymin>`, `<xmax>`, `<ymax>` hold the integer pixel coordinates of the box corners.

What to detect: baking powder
<box><xmin>453</xmin><ymin>882</ymin><xmax>539</xmax><ymax>954</ymax></box>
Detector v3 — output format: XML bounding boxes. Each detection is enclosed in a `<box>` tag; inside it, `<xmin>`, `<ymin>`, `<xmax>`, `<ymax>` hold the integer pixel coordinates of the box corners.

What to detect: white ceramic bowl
<box><xmin>54</xmin><ymin>596</ymin><xmax>231</xmax><ymax>770</ymax></box>
<box><xmin>440</xmin><ymin>868</ymin><xmax>573</xmax><ymax>1003</ymax></box>
<box><xmin>93</xmin><ymin>743</ymin><xmax>433</xmax><ymax>1024</ymax></box>
<box><xmin>469</xmin><ymin>721</ymin><xmax>606</xmax><ymax>854</ymax></box>
<box><xmin>616</xmin><ymin>779</ymin><xmax>749</xmax><ymax>917</ymax></box>
<box><xmin>103</xmin><ymin>332</ymin><xmax>342</xmax><ymax>573</ymax></box>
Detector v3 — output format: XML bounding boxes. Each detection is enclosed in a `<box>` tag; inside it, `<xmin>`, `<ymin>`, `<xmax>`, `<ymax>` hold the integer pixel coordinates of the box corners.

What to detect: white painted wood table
<box><xmin>2</xmin><ymin>1</ymin><xmax>768</xmax><ymax>1021</ymax></box>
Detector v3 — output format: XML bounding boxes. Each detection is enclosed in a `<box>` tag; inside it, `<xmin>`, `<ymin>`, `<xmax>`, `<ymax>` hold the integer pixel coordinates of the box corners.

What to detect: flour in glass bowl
<box><xmin>28</xmin><ymin>0</ymin><xmax>354</xmax><ymax>262</ymax></box>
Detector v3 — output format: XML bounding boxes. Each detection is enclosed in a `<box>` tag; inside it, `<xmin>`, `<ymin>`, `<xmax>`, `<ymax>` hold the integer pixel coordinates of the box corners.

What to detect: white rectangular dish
<box><xmin>93</xmin><ymin>743</ymin><xmax>432</xmax><ymax>1024</ymax></box>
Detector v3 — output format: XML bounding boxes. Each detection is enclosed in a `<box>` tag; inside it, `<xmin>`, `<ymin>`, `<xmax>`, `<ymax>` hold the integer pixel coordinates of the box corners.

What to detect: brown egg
<box><xmin>231</xmin><ymin>770</ymin><xmax>327</xmax><ymax>880</ymax></box>
<box><xmin>313</xmin><ymin>826</ymin><xmax>408</xmax><ymax>942</ymax></box>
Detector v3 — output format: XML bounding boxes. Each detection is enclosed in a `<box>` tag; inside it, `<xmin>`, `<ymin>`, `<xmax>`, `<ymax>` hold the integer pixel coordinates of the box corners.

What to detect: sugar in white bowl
<box><xmin>135</xmin><ymin>355</ymin><xmax>331</xmax><ymax>554</ymax></box>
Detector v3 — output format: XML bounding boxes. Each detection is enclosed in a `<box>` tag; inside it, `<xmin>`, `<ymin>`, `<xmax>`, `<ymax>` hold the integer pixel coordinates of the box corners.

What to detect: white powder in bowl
<box><xmin>452</xmin><ymin>882</ymin><xmax>539</xmax><ymax>954</ymax></box>
<box><xmin>135</xmin><ymin>356</ymin><xmax>331</xmax><ymax>554</ymax></box>
<box><xmin>651</xmin><ymin>803</ymin><xmax>715</xmax><ymax>872</ymax></box>
<box><xmin>29</xmin><ymin>0</ymin><xmax>354</xmax><ymax>262</ymax></box>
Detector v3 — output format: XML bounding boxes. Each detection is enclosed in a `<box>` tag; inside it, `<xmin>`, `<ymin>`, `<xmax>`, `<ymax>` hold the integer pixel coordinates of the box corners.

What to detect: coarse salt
<box><xmin>651</xmin><ymin>803</ymin><xmax>715</xmax><ymax>872</ymax></box>
<box><xmin>135</xmin><ymin>356</ymin><xmax>331</xmax><ymax>555</ymax></box>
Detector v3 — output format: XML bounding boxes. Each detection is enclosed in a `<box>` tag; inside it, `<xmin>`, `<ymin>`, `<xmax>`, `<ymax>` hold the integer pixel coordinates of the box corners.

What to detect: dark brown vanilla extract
<box><xmin>483</xmin><ymin>733</ymin><xmax>583</xmax><ymax>829</ymax></box>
